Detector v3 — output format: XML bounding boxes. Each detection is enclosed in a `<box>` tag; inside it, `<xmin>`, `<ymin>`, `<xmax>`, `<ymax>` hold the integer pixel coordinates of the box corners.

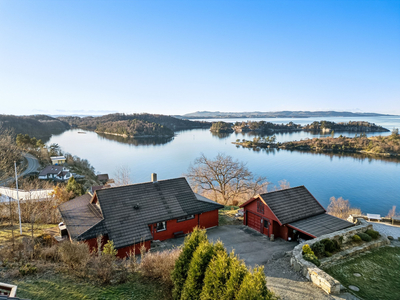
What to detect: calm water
<box><xmin>48</xmin><ymin>117</ymin><xmax>400</xmax><ymax>215</ymax></box>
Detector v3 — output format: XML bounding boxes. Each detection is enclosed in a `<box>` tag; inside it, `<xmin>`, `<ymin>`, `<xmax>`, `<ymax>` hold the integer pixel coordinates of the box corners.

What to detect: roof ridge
<box><xmin>96</xmin><ymin>177</ymin><xmax>187</xmax><ymax>193</ymax></box>
<box><xmin>260</xmin><ymin>185</ymin><xmax>305</xmax><ymax>196</ymax></box>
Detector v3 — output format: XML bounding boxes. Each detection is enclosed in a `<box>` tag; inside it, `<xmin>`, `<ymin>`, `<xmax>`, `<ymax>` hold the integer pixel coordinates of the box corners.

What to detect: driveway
<box><xmin>155</xmin><ymin>225</ymin><xmax>358</xmax><ymax>300</ymax></box>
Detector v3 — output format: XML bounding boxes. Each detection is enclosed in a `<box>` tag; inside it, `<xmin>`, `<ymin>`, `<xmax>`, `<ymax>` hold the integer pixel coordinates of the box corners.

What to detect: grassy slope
<box><xmin>0</xmin><ymin>223</ymin><xmax>56</xmax><ymax>244</ymax></box>
<box><xmin>13</xmin><ymin>273</ymin><xmax>169</xmax><ymax>300</ymax></box>
<box><xmin>324</xmin><ymin>246</ymin><xmax>400</xmax><ymax>300</ymax></box>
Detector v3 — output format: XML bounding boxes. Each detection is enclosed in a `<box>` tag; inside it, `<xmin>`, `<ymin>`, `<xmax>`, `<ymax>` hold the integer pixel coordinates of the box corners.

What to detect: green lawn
<box><xmin>324</xmin><ymin>246</ymin><xmax>400</xmax><ymax>300</ymax></box>
<box><xmin>13</xmin><ymin>273</ymin><xmax>170</xmax><ymax>300</ymax></box>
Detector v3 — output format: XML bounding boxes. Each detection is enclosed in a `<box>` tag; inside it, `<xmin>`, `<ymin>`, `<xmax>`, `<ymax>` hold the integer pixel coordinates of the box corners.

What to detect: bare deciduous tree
<box><xmin>327</xmin><ymin>196</ymin><xmax>361</xmax><ymax>220</ymax></box>
<box><xmin>387</xmin><ymin>205</ymin><xmax>397</xmax><ymax>218</ymax></box>
<box><xmin>0</xmin><ymin>130</ymin><xmax>23</xmax><ymax>182</ymax></box>
<box><xmin>186</xmin><ymin>153</ymin><xmax>269</xmax><ymax>205</ymax></box>
<box><xmin>114</xmin><ymin>166</ymin><xmax>132</xmax><ymax>186</ymax></box>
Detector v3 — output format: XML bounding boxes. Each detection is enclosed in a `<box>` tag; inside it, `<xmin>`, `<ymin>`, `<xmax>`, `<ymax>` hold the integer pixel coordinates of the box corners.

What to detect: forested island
<box><xmin>233</xmin><ymin>130</ymin><xmax>400</xmax><ymax>156</ymax></box>
<box><xmin>210</xmin><ymin>121</ymin><xmax>234</xmax><ymax>133</ymax></box>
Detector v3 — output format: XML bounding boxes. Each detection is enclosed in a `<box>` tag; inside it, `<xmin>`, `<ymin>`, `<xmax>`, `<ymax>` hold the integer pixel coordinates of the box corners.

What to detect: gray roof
<box><xmin>58</xmin><ymin>194</ymin><xmax>103</xmax><ymax>239</ymax></box>
<box><xmin>288</xmin><ymin>213</ymin><xmax>354</xmax><ymax>237</ymax></box>
<box><xmin>259</xmin><ymin>186</ymin><xmax>326</xmax><ymax>225</ymax></box>
<box><xmin>39</xmin><ymin>165</ymin><xmax>63</xmax><ymax>176</ymax></box>
<box><xmin>60</xmin><ymin>177</ymin><xmax>223</xmax><ymax>249</ymax></box>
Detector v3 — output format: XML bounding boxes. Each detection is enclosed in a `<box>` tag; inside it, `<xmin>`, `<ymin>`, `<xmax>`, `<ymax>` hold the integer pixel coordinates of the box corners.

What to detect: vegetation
<box><xmin>324</xmin><ymin>246</ymin><xmax>400</xmax><ymax>300</ymax></box>
<box><xmin>0</xmin><ymin>131</ymin><xmax>23</xmax><ymax>182</ymax></box>
<box><xmin>303</xmin><ymin>121</ymin><xmax>388</xmax><ymax>132</ymax></box>
<box><xmin>0</xmin><ymin>115</ymin><xmax>70</xmax><ymax>140</ymax></box>
<box><xmin>218</xmin><ymin>206</ymin><xmax>243</xmax><ymax>226</ymax></box>
<box><xmin>358</xmin><ymin>232</ymin><xmax>372</xmax><ymax>242</ymax></box>
<box><xmin>186</xmin><ymin>153</ymin><xmax>269</xmax><ymax>205</ymax></box>
<box><xmin>365</xmin><ymin>229</ymin><xmax>380</xmax><ymax>239</ymax></box>
<box><xmin>96</xmin><ymin>119</ymin><xmax>174</xmax><ymax>137</ymax></box>
<box><xmin>210</xmin><ymin>122</ymin><xmax>233</xmax><ymax>133</ymax></box>
<box><xmin>352</xmin><ymin>235</ymin><xmax>362</xmax><ymax>242</ymax></box>
<box><xmin>327</xmin><ymin>196</ymin><xmax>362</xmax><ymax>220</ymax></box>
<box><xmin>302</xmin><ymin>244</ymin><xmax>321</xmax><ymax>266</ymax></box>
<box><xmin>233</xmin><ymin>120</ymin><xmax>301</xmax><ymax>132</ymax></box>
<box><xmin>59</xmin><ymin>113</ymin><xmax>210</xmax><ymax>132</ymax></box>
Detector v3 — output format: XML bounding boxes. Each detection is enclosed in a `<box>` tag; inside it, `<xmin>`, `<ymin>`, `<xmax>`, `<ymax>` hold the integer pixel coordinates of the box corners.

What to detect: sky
<box><xmin>0</xmin><ymin>0</ymin><xmax>399</xmax><ymax>116</ymax></box>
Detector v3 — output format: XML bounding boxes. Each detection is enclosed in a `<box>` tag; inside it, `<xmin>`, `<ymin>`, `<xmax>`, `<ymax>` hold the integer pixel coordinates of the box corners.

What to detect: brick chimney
<box><xmin>151</xmin><ymin>173</ymin><xmax>157</xmax><ymax>183</ymax></box>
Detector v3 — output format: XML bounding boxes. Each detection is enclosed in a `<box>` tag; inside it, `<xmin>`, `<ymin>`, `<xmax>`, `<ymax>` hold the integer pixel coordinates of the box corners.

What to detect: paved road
<box><xmin>0</xmin><ymin>153</ymin><xmax>40</xmax><ymax>185</ymax></box>
<box><xmin>370</xmin><ymin>222</ymin><xmax>400</xmax><ymax>239</ymax></box>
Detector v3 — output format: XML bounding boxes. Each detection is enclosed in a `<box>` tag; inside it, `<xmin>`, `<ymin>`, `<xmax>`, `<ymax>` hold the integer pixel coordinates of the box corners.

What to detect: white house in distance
<box><xmin>38</xmin><ymin>166</ymin><xmax>72</xmax><ymax>181</ymax></box>
<box><xmin>50</xmin><ymin>156</ymin><xmax>66</xmax><ymax>165</ymax></box>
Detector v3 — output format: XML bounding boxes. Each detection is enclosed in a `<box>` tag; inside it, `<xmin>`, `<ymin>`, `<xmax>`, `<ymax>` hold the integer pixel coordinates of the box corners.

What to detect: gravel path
<box><xmin>370</xmin><ymin>222</ymin><xmax>400</xmax><ymax>239</ymax></box>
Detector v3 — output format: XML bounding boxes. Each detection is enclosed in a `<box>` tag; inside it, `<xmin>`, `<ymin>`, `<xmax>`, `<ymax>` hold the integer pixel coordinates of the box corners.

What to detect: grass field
<box><xmin>12</xmin><ymin>272</ymin><xmax>170</xmax><ymax>300</ymax></box>
<box><xmin>324</xmin><ymin>246</ymin><xmax>400</xmax><ymax>300</ymax></box>
<box><xmin>218</xmin><ymin>206</ymin><xmax>243</xmax><ymax>226</ymax></box>
<box><xmin>0</xmin><ymin>223</ymin><xmax>56</xmax><ymax>244</ymax></box>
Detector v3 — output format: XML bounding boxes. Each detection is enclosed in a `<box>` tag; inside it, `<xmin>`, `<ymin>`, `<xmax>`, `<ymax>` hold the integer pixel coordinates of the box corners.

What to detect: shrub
<box><xmin>40</xmin><ymin>245</ymin><xmax>61</xmax><ymax>262</ymax></box>
<box><xmin>365</xmin><ymin>229</ymin><xmax>380</xmax><ymax>239</ymax></box>
<box><xmin>311</xmin><ymin>242</ymin><xmax>325</xmax><ymax>258</ymax></box>
<box><xmin>358</xmin><ymin>232</ymin><xmax>372</xmax><ymax>242</ymax></box>
<box><xmin>321</xmin><ymin>238</ymin><xmax>340</xmax><ymax>253</ymax></box>
<box><xmin>302</xmin><ymin>244</ymin><xmax>313</xmax><ymax>255</ymax></box>
<box><xmin>19</xmin><ymin>264</ymin><xmax>37</xmax><ymax>276</ymax></box>
<box><xmin>180</xmin><ymin>241</ymin><xmax>224</xmax><ymax>300</ymax></box>
<box><xmin>172</xmin><ymin>227</ymin><xmax>208</xmax><ymax>300</ymax></box>
<box><xmin>324</xmin><ymin>251</ymin><xmax>332</xmax><ymax>257</ymax></box>
<box><xmin>200</xmin><ymin>249</ymin><xmax>230</xmax><ymax>299</ymax></box>
<box><xmin>303</xmin><ymin>253</ymin><xmax>321</xmax><ymax>267</ymax></box>
<box><xmin>352</xmin><ymin>234</ymin><xmax>362</xmax><ymax>242</ymax></box>
<box><xmin>236</xmin><ymin>266</ymin><xmax>274</xmax><ymax>300</ymax></box>
<box><xmin>140</xmin><ymin>248</ymin><xmax>181</xmax><ymax>287</ymax></box>
<box><xmin>102</xmin><ymin>240</ymin><xmax>117</xmax><ymax>258</ymax></box>
<box><xmin>59</xmin><ymin>241</ymin><xmax>90</xmax><ymax>269</ymax></box>
<box><xmin>91</xmin><ymin>254</ymin><xmax>114</xmax><ymax>284</ymax></box>
<box><xmin>223</xmin><ymin>253</ymin><xmax>248</xmax><ymax>299</ymax></box>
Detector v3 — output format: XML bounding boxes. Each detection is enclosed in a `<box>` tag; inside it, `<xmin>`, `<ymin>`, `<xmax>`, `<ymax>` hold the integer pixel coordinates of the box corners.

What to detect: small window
<box><xmin>177</xmin><ymin>215</ymin><xmax>195</xmax><ymax>222</ymax></box>
<box><xmin>263</xmin><ymin>220</ymin><xmax>268</xmax><ymax>229</ymax></box>
<box><xmin>156</xmin><ymin>222</ymin><xmax>166</xmax><ymax>232</ymax></box>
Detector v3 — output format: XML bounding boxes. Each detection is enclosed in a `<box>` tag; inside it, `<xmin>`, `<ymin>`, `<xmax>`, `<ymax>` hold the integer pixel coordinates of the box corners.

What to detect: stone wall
<box><xmin>290</xmin><ymin>218</ymin><xmax>390</xmax><ymax>294</ymax></box>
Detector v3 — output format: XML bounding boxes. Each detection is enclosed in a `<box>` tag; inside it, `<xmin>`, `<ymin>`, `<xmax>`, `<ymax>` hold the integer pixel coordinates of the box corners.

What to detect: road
<box><xmin>0</xmin><ymin>153</ymin><xmax>40</xmax><ymax>186</ymax></box>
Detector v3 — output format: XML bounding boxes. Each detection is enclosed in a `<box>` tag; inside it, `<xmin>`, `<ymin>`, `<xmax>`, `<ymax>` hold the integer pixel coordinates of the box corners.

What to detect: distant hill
<box><xmin>179</xmin><ymin>111</ymin><xmax>395</xmax><ymax>119</ymax></box>
<box><xmin>0</xmin><ymin>115</ymin><xmax>70</xmax><ymax>141</ymax></box>
<box><xmin>59</xmin><ymin>113</ymin><xmax>211</xmax><ymax>132</ymax></box>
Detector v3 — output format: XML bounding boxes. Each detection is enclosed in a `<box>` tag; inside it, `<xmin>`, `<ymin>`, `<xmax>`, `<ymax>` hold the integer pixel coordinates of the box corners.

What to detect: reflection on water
<box><xmin>210</xmin><ymin>131</ymin><xmax>232</xmax><ymax>139</ymax></box>
<box><xmin>97</xmin><ymin>133</ymin><xmax>174</xmax><ymax>146</ymax></box>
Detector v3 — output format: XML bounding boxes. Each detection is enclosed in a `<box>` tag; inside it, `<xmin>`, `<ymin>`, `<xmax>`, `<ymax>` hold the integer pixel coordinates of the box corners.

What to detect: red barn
<box><xmin>58</xmin><ymin>174</ymin><xmax>223</xmax><ymax>257</ymax></box>
<box><xmin>240</xmin><ymin>186</ymin><xmax>353</xmax><ymax>241</ymax></box>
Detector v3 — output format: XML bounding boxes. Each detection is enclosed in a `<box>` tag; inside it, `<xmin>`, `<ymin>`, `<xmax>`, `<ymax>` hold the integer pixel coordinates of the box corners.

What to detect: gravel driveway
<box><xmin>156</xmin><ymin>225</ymin><xmax>358</xmax><ymax>300</ymax></box>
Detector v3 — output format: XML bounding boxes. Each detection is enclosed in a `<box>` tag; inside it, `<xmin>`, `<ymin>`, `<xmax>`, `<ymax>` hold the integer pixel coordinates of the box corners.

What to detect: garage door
<box><xmin>247</xmin><ymin>212</ymin><xmax>261</xmax><ymax>232</ymax></box>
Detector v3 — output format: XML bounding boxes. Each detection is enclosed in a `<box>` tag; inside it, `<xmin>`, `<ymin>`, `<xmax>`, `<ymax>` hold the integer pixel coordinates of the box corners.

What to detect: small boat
<box><xmin>78</xmin><ymin>132</ymin><xmax>86</xmax><ymax>134</ymax></box>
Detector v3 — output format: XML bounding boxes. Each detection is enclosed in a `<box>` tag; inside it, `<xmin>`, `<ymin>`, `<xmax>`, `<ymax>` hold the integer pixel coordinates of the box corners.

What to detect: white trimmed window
<box><xmin>156</xmin><ymin>221</ymin><xmax>166</xmax><ymax>232</ymax></box>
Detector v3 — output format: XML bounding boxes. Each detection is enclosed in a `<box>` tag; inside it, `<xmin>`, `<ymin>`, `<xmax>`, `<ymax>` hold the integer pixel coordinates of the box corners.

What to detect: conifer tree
<box><xmin>236</xmin><ymin>266</ymin><xmax>273</xmax><ymax>300</ymax></box>
<box><xmin>181</xmin><ymin>241</ymin><xmax>224</xmax><ymax>300</ymax></box>
<box><xmin>222</xmin><ymin>253</ymin><xmax>248</xmax><ymax>300</ymax></box>
<box><xmin>171</xmin><ymin>227</ymin><xmax>208</xmax><ymax>300</ymax></box>
<box><xmin>66</xmin><ymin>176</ymin><xmax>84</xmax><ymax>196</ymax></box>
<box><xmin>200</xmin><ymin>248</ymin><xmax>230</xmax><ymax>300</ymax></box>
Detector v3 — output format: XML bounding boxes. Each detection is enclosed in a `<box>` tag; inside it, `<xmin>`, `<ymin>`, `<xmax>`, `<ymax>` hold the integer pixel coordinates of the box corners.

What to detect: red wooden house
<box><xmin>240</xmin><ymin>186</ymin><xmax>353</xmax><ymax>241</ymax></box>
<box><xmin>58</xmin><ymin>174</ymin><xmax>223</xmax><ymax>257</ymax></box>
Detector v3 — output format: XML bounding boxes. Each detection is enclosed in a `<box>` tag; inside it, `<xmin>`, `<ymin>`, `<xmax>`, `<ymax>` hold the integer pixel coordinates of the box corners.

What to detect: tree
<box><xmin>327</xmin><ymin>196</ymin><xmax>361</xmax><ymax>220</ymax></box>
<box><xmin>66</xmin><ymin>176</ymin><xmax>84</xmax><ymax>196</ymax></box>
<box><xmin>223</xmin><ymin>253</ymin><xmax>248</xmax><ymax>299</ymax></box>
<box><xmin>186</xmin><ymin>153</ymin><xmax>269</xmax><ymax>205</ymax></box>
<box><xmin>0</xmin><ymin>130</ymin><xmax>23</xmax><ymax>182</ymax></box>
<box><xmin>387</xmin><ymin>205</ymin><xmax>397</xmax><ymax>218</ymax></box>
<box><xmin>114</xmin><ymin>166</ymin><xmax>132</xmax><ymax>186</ymax></box>
<box><xmin>172</xmin><ymin>227</ymin><xmax>208</xmax><ymax>300</ymax></box>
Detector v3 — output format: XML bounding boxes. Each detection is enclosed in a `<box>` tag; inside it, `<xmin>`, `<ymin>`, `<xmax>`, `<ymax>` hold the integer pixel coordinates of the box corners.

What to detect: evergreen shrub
<box><xmin>358</xmin><ymin>232</ymin><xmax>372</xmax><ymax>242</ymax></box>
<box><xmin>223</xmin><ymin>253</ymin><xmax>248</xmax><ymax>299</ymax></box>
<box><xmin>303</xmin><ymin>253</ymin><xmax>321</xmax><ymax>267</ymax></box>
<box><xmin>311</xmin><ymin>242</ymin><xmax>325</xmax><ymax>258</ymax></box>
<box><xmin>302</xmin><ymin>244</ymin><xmax>313</xmax><ymax>255</ymax></box>
<box><xmin>365</xmin><ymin>229</ymin><xmax>380</xmax><ymax>239</ymax></box>
<box><xmin>236</xmin><ymin>266</ymin><xmax>273</xmax><ymax>300</ymax></box>
<box><xmin>352</xmin><ymin>234</ymin><xmax>362</xmax><ymax>242</ymax></box>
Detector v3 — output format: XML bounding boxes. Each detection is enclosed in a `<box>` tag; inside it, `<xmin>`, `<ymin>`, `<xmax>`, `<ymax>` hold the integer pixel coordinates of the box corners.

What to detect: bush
<box><xmin>352</xmin><ymin>234</ymin><xmax>362</xmax><ymax>242</ymax></box>
<box><xmin>236</xmin><ymin>266</ymin><xmax>274</xmax><ymax>300</ymax></box>
<box><xmin>181</xmin><ymin>241</ymin><xmax>224</xmax><ymax>300</ymax></box>
<box><xmin>91</xmin><ymin>254</ymin><xmax>114</xmax><ymax>284</ymax></box>
<box><xmin>302</xmin><ymin>244</ymin><xmax>313</xmax><ymax>255</ymax></box>
<box><xmin>358</xmin><ymin>232</ymin><xmax>372</xmax><ymax>242</ymax></box>
<box><xmin>365</xmin><ymin>229</ymin><xmax>380</xmax><ymax>239</ymax></box>
<box><xmin>223</xmin><ymin>253</ymin><xmax>248</xmax><ymax>299</ymax></box>
<box><xmin>59</xmin><ymin>241</ymin><xmax>90</xmax><ymax>269</ymax></box>
<box><xmin>19</xmin><ymin>264</ymin><xmax>37</xmax><ymax>276</ymax></box>
<box><xmin>303</xmin><ymin>253</ymin><xmax>321</xmax><ymax>267</ymax></box>
<box><xmin>200</xmin><ymin>249</ymin><xmax>230</xmax><ymax>299</ymax></box>
<box><xmin>40</xmin><ymin>245</ymin><xmax>61</xmax><ymax>262</ymax></box>
<box><xmin>172</xmin><ymin>227</ymin><xmax>208</xmax><ymax>300</ymax></box>
<box><xmin>311</xmin><ymin>242</ymin><xmax>325</xmax><ymax>258</ymax></box>
<box><xmin>140</xmin><ymin>248</ymin><xmax>181</xmax><ymax>287</ymax></box>
<box><xmin>321</xmin><ymin>238</ymin><xmax>340</xmax><ymax>253</ymax></box>
<box><xmin>324</xmin><ymin>251</ymin><xmax>332</xmax><ymax>257</ymax></box>
<box><xmin>102</xmin><ymin>240</ymin><xmax>117</xmax><ymax>258</ymax></box>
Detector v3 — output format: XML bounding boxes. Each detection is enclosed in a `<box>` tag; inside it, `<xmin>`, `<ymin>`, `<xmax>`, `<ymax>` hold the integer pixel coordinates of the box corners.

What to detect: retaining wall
<box><xmin>290</xmin><ymin>218</ymin><xmax>390</xmax><ymax>294</ymax></box>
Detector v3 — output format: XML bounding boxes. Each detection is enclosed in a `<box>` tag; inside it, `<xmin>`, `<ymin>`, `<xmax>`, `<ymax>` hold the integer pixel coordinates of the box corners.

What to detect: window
<box><xmin>156</xmin><ymin>221</ymin><xmax>166</xmax><ymax>232</ymax></box>
<box><xmin>177</xmin><ymin>215</ymin><xmax>195</xmax><ymax>222</ymax></box>
<box><xmin>263</xmin><ymin>220</ymin><xmax>269</xmax><ymax>229</ymax></box>
<box><xmin>257</xmin><ymin>200</ymin><xmax>264</xmax><ymax>214</ymax></box>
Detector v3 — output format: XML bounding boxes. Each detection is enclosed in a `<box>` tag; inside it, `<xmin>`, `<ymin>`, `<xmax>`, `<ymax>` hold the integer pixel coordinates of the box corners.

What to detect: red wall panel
<box><xmin>151</xmin><ymin>215</ymin><xmax>200</xmax><ymax>241</ymax></box>
<box><xmin>199</xmin><ymin>210</ymin><xmax>219</xmax><ymax>229</ymax></box>
<box><xmin>117</xmin><ymin>240</ymin><xmax>151</xmax><ymax>258</ymax></box>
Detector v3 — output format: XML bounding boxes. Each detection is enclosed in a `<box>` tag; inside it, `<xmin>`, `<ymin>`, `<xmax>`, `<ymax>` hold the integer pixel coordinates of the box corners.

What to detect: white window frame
<box><xmin>177</xmin><ymin>214</ymin><xmax>195</xmax><ymax>223</ymax></box>
<box><xmin>156</xmin><ymin>221</ymin><xmax>166</xmax><ymax>232</ymax></box>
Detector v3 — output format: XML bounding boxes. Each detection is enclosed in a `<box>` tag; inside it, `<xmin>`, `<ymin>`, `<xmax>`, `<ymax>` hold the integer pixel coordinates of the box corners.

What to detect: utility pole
<box><xmin>14</xmin><ymin>161</ymin><xmax>22</xmax><ymax>235</ymax></box>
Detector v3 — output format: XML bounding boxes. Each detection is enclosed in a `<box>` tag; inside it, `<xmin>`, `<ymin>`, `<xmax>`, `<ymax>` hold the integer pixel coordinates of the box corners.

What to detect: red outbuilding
<box><xmin>240</xmin><ymin>186</ymin><xmax>354</xmax><ymax>241</ymax></box>
<box><xmin>58</xmin><ymin>174</ymin><xmax>223</xmax><ymax>257</ymax></box>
